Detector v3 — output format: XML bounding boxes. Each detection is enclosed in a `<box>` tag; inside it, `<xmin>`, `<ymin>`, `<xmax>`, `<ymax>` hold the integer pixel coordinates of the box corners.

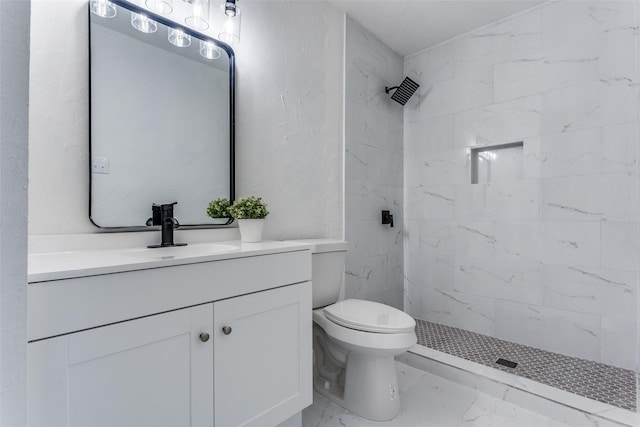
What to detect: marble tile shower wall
<box><xmin>344</xmin><ymin>18</ymin><xmax>404</xmax><ymax>309</ymax></box>
<box><xmin>403</xmin><ymin>0</ymin><xmax>640</xmax><ymax>370</ymax></box>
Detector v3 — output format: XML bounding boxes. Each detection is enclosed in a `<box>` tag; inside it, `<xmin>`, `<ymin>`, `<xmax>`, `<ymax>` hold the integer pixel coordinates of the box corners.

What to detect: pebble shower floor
<box><xmin>414</xmin><ymin>319</ymin><xmax>636</xmax><ymax>412</ymax></box>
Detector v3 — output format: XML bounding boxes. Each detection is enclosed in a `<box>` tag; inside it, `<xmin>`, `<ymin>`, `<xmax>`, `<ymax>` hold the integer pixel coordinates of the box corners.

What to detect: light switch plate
<box><xmin>91</xmin><ymin>157</ymin><xmax>110</xmax><ymax>174</ymax></box>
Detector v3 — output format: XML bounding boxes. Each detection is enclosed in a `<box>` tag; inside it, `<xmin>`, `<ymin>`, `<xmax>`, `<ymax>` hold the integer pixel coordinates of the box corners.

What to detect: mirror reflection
<box><xmin>89</xmin><ymin>1</ymin><xmax>234</xmax><ymax>228</ymax></box>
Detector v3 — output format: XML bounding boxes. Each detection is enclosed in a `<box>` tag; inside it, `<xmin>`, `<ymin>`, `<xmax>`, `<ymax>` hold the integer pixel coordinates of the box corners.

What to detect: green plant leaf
<box><xmin>206</xmin><ymin>198</ymin><xmax>231</xmax><ymax>219</ymax></box>
<box><xmin>229</xmin><ymin>196</ymin><xmax>269</xmax><ymax>219</ymax></box>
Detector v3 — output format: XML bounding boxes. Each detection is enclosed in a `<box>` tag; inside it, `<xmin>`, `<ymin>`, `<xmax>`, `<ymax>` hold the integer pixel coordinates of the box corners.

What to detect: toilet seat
<box><xmin>323</xmin><ymin>299</ymin><xmax>416</xmax><ymax>334</ymax></box>
<box><xmin>313</xmin><ymin>309</ymin><xmax>417</xmax><ymax>352</ymax></box>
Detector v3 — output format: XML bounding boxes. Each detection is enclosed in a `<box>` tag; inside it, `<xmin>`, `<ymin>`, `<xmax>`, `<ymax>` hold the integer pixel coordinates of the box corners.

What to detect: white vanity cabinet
<box><xmin>27</xmin><ymin>245</ymin><xmax>312</xmax><ymax>427</ymax></box>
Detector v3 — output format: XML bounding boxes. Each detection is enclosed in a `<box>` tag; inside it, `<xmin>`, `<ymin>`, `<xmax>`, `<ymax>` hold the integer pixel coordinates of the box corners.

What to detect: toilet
<box><xmin>290</xmin><ymin>239</ymin><xmax>417</xmax><ymax>422</ymax></box>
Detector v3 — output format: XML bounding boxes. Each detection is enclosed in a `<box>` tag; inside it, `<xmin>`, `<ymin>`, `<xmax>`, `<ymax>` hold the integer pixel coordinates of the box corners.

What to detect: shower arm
<box><xmin>385</xmin><ymin>86</ymin><xmax>400</xmax><ymax>94</ymax></box>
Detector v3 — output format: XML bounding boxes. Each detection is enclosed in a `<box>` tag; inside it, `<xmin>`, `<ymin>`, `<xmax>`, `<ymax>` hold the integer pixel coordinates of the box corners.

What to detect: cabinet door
<box><xmin>28</xmin><ymin>305</ymin><xmax>214</xmax><ymax>427</ymax></box>
<box><xmin>214</xmin><ymin>282</ymin><xmax>312</xmax><ymax>427</ymax></box>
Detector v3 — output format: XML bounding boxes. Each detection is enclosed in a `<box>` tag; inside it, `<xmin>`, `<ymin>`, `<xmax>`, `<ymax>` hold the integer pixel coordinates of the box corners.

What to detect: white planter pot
<box><xmin>238</xmin><ymin>219</ymin><xmax>265</xmax><ymax>243</ymax></box>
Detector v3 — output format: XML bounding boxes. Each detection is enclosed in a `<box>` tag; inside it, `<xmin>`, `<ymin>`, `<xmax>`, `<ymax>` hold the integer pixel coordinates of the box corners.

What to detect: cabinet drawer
<box><xmin>29</xmin><ymin>250</ymin><xmax>310</xmax><ymax>341</ymax></box>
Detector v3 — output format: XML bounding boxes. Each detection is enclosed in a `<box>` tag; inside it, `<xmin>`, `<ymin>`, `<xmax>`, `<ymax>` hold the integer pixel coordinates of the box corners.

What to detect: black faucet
<box><xmin>146</xmin><ymin>202</ymin><xmax>187</xmax><ymax>248</ymax></box>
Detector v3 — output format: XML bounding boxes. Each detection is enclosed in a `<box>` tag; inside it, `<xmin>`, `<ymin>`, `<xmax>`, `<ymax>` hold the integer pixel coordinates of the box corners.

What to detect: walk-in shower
<box><xmin>345</xmin><ymin>0</ymin><xmax>639</xmax><ymax>422</ymax></box>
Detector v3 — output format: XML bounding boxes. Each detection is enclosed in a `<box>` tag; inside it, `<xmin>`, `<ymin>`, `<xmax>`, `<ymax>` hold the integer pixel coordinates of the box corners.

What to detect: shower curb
<box><xmin>398</xmin><ymin>345</ymin><xmax>638</xmax><ymax>427</ymax></box>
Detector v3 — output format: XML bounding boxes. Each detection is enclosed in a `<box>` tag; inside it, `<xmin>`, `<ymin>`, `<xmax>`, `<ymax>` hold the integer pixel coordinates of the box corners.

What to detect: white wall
<box><xmin>0</xmin><ymin>0</ymin><xmax>30</xmax><ymax>425</ymax></box>
<box><xmin>29</xmin><ymin>0</ymin><xmax>344</xmax><ymax>240</ymax></box>
<box><xmin>404</xmin><ymin>0</ymin><xmax>640</xmax><ymax>370</ymax></box>
<box><xmin>344</xmin><ymin>17</ymin><xmax>404</xmax><ymax>308</ymax></box>
<box><xmin>232</xmin><ymin>0</ymin><xmax>343</xmax><ymax>240</ymax></box>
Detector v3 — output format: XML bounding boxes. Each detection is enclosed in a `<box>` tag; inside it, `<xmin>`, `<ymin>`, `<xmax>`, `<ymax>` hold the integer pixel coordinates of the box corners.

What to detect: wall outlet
<box><xmin>92</xmin><ymin>157</ymin><xmax>110</xmax><ymax>174</ymax></box>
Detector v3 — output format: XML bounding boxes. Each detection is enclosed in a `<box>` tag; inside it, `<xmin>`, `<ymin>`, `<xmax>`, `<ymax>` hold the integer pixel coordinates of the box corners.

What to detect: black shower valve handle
<box><xmin>382</xmin><ymin>210</ymin><xmax>394</xmax><ymax>228</ymax></box>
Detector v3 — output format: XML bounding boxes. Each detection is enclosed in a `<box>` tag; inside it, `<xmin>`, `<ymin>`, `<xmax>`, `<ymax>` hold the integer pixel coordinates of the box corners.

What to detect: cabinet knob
<box><xmin>222</xmin><ymin>325</ymin><xmax>232</xmax><ymax>335</ymax></box>
<box><xmin>199</xmin><ymin>332</ymin><xmax>210</xmax><ymax>342</ymax></box>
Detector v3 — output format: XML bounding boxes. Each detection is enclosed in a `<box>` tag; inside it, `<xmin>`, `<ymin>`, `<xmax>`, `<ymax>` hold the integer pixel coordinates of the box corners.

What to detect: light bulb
<box><xmin>90</xmin><ymin>0</ymin><xmax>117</xmax><ymax>18</ymax></box>
<box><xmin>217</xmin><ymin>5</ymin><xmax>240</xmax><ymax>45</ymax></box>
<box><xmin>224</xmin><ymin>17</ymin><xmax>234</xmax><ymax>35</ymax></box>
<box><xmin>169</xmin><ymin>28</ymin><xmax>191</xmax><ymax>47</ymax></box>
<box><xmin>145</xmin><ymin>0</ymin><xmax>173</xmax><ymax>15</ymax></box>
<box><xmin>199</xmin><ymin>40</ymin><xmax>221</xmax><ymax>59</ymax></box>
<box><xmin>185</xmin><ymin>0</ymin><xmax>210</xmax><ymax>31</ymax></box>
<box><xmin>131</xmin><ymin>12</ymin><xmax>158</xmax><ymax>33</ymax></box>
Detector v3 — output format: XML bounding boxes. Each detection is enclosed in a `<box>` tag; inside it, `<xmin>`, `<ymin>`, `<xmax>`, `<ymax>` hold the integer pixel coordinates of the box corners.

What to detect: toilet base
<box><xmin>343</xmin><ymin>354</ymin><xmax>401</xmax><ymax>421</ymax></box>
<box><xmin>313</xmin><ymin>342</ymin><xmax>402</xmax><ymax>422</ymax></box>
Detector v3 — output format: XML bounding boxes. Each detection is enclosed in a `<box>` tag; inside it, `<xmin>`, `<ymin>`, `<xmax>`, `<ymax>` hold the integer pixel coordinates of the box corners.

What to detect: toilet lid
<box><xmin>324</xmin><ymin>299</ymin><xmax>416</xmax><ymax>334</ymax></box>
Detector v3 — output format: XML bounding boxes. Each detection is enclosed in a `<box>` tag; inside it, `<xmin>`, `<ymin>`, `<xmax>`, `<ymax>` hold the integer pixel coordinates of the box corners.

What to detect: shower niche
<box><xmin>470</xmin><ymin>141</ymin><xmax>524</xmax><ymax>184</ymax></box>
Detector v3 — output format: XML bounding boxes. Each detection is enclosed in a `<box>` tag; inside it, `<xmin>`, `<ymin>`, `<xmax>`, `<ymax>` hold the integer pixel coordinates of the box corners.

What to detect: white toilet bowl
<box><xmin>286</xmin><ymin>239</ymin><xmax>417</xmax><ymax>422</ymax></box>
<box><xmin>312</xmin><ymin>300</ymin><xmax>416</xmax><ymax>422</ymax></box>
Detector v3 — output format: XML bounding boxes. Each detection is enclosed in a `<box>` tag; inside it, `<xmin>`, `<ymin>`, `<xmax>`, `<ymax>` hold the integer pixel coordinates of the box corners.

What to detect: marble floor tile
<box><xmin>302</xmin><ymin>362</ymin><xmax>575</xmax><ymax>427</ymax></box>
<box><xmin>455</xmin><ymin>394</ymin><xmax>574</xmax><ymax>427</ymax></box>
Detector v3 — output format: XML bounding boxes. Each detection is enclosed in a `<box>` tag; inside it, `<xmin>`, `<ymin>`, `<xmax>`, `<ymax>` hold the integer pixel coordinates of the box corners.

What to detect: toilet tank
<box><xmin>286</xmin><ymin>239</ymin><xmax>348</xmax><ymax>308</ymax></box>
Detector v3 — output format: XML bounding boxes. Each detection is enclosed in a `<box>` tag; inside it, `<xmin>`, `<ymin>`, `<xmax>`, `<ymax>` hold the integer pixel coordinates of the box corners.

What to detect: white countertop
<box><xmin>28</xmin><ymin>240</ymin><xmax>311</xmax><ymax>283</ymax></box>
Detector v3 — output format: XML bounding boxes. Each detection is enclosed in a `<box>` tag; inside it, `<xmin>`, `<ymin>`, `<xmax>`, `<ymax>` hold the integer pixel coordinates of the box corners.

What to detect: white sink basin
<box><xmin>122</xmin><ymin>243</ymin><xmax>239</xmax><ymax>260</ymax></box>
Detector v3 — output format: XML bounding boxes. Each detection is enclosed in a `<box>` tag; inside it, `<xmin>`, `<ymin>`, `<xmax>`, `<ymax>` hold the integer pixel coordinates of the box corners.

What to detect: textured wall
<box><xmin>404</xmin><ymin>0</ymin><xmax>639</xmax><ymax>370</ymax></box>
<box><xmin>232</xmin><ymin>0</ymin><xmax>343</xmax><ymax>240</ymax></box>
<box><xmin>28</xmin><ymin>0</ymin><xmax>344</xmax><ymax>240</ymax></box>
<box><xmin>344</xmin><ymin>17</ymin><xmax>404</xmax><ymax>309</ymax></box>
<box><xmin>0</xmin><ymin>0</ymin><xmax>30</xmax><ymax>425</ymax></box>
<box><xmin>29</xmin><ymin>0</ymin><xmax>92</xmax><ymax>234</ymax></box>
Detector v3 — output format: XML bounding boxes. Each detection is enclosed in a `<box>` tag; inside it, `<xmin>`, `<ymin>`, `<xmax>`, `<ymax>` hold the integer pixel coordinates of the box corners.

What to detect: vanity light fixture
<box><xmin>92</xmin><ymin>0</ymin><xmax>241</xmax><ymax>47</ymax></box>
<box><xmin>217</xmin><ymin>0</ymin><xmax>240</xmax><ymax>45</ymax></box>
<box><xmin>90</xmin><ymin>0</ymin><xmax>117</xmax><ymax>17</ymax></box>
<box><xmin>184</xmin><ymin>0</ymin><xmax>210</xmax><ymax>31</ymax></box>
<box><xmin>168</xmin><ymin>28</ymin><xmax>191</xmax><ymax>47</ymax></box>
<box><xmin>145</xmin><ymin>0</ymin><xmax>173</xmax><ymax>15</ymax></box>
<box><xmin>199</xmin><ymin>40</ymin><xmax>221</xmax><ymax>59</ymax></box>
<box><xmin>131</xmin><ymin>12</ymin><xmax>158</xmax><ymax>33</ymax></box>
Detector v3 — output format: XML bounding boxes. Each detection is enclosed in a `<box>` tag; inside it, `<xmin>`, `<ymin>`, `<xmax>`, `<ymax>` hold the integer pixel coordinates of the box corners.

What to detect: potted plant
<box><xmin>228</xmin><ymin>196</ymin><xmax>269</xmax><ymax>242</ymax></box>
<box><xmin>206</xmin><ymin>198</ymin><xmax>232</xmax><ymax>224</ymax></box>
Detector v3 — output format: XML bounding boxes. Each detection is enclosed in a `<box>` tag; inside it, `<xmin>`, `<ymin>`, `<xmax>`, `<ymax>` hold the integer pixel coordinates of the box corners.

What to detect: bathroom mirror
<box><xmin>89</xmin><ymin>0</ymin><xmax>234</xmax><ymax>228</ymax></box>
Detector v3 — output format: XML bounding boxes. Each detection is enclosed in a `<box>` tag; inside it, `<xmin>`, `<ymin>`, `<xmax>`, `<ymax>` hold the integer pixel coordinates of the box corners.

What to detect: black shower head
<box><xmin>385</xmin><ymin>77</ymin><xmax>420</xmax><ymax>105</ymax></box>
